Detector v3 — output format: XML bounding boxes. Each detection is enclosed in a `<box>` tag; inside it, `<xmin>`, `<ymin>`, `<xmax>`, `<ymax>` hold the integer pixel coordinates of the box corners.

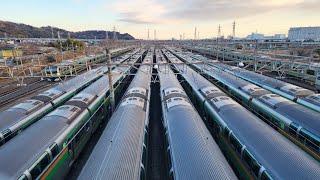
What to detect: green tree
<box><xmin>47</xmin><ymin>55</ymin><xmax>56</xmax><ymax>63</ymax></box>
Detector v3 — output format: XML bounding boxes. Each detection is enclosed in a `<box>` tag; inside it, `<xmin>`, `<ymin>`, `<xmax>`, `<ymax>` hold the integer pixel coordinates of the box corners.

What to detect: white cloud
<box><xmin>107</xmin><ymin>0</ymin><xmax>318</xmax><ymax>25</ymax></box>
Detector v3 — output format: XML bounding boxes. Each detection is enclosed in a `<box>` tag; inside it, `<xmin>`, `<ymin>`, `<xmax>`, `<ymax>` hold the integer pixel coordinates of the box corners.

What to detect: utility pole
<box><xmin>232</xmin><ymin>21</ymin><xmax>236</xmax><ymax>39</ymax></box>
<box><xmin>254</xmin><ymin>38</ymin><xmax>258</xmax><ymax>71</ymax></box>
<box><xmin>51</xmin><ymin>27</ymin><xmax>54</xmax><ymax>39</ymax></box>
<box><xmin>113</xmin><ymin>26</ymin><xmax>117</xmax><ymax>40</ymax></box>
<box><xmin>194</xmin><ymin>27</ymin><xmax>197</xmax><ymax>40</ymax></box>
<box><xmin>106</xmin><ymin>49</ymin><xmax>115</xmax><ymax>112</ymax></box>
<box><xmin>148</xmin><ymin>28</ymin><xmax>150</xmax><ymax>40</ymax></box>
<box><xmin>71</xmin><ymin>41</ymin><xmax>75</xmax><ymax>60</ymax></box>
<box><xmin>58</xmin><ymin>31</ymin><xmax>63</xmax><ymax>63</ymax></box>
<box><xmin>217</xmin><ymin>24</ymin><xmax>221</xmax><ymax>60</ymax></box>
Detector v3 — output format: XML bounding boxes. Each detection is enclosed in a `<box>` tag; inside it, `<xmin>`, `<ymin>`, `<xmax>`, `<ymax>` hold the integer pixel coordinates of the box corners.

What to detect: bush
<box><xmin>47</xmin><ymin>55</ymin><xmax>55</xmax><ymax>63</ymax></box>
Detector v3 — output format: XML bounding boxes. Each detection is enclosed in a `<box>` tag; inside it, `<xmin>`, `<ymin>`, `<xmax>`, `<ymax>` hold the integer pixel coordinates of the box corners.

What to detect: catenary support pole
<box><xmin>106</xmin><ymin>49</ymin><xmax>115</xmax><ymax>112</ymax></box>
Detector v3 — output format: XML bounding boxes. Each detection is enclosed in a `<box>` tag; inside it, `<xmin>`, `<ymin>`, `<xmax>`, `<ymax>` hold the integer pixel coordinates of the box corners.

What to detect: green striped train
<box><xmin>44</xmin><ymin>47</ymin><xmax>132</xmax><ymax>81</ymax></box>
<box><xmin>0</xmin><ymin>51</ymin><xmax>143</xmax><ymax>180</ymax></box>
<box><xmin>187</xmin><ymin>46</ymin><xmax>320</xmax><ymax>92</ymax></box>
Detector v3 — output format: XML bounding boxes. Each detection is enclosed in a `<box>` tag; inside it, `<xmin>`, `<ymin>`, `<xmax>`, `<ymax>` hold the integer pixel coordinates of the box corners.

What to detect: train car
<box><xmin>78</xmin><ymin>50</ymin><xmax>153</xmax><ymax>180</ymax></box>
<box><xmin>174</xmin><ymin>47</ymin><xmax>320</xmax><ymax>111</ymax></box>
<box><xmin>0</xmin><ymin>49</ymin><xmax>142</xmax><ymax>146</ymax></box>
<box><xmin>169</xmin><ymin>48</ymin><xmax>320</xmax><ymax>158</ymax></box>
<box><xmin>0</xmin><ymin>68</ymin><xmax>102</xmax><ymax>145</ymax></box>
<box><xmin>0</xmin><ymin>51</ymin><xmax>144</xmax><ymax>180</ymax></box>
<box><xmin>164</xmin><ymin>50</ymin><xmax>320</xmax><ymax>180</ymax></box>
<box><xmin>212</xmin><ymin>64</ymin><xmax>320</xmax><ymax>113</ymax></box>
<box><xmin>156</xmin><ymin>50</ymin><xmax>237</xmax><ymax>180</ymax></box>
<box><xmin>44</xmin><ymin>47</ymin><xmax>134</xmax><ymax>81</ymax></box>
<box><xmin>186</xmin><ymin>46</ymin><xmax>320</xmax><ymax>92</ymax></box>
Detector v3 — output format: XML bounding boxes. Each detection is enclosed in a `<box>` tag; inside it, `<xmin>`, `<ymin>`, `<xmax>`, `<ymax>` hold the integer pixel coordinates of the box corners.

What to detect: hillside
<box><xmin>0</xmin><ymin>21</ymin><xmax>135</xmax><ymax>40</ymax></box>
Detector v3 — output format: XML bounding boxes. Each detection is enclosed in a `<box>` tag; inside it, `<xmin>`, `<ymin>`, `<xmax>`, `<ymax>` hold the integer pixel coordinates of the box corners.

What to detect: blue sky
<box><xmin>1</xmin><ymin>0</ymin><xmax>320</xmax><ymax>39</ymax></box>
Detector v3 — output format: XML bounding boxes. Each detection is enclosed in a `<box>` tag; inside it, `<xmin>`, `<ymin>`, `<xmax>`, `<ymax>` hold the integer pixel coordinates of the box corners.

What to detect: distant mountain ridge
<box><xmin>0</xmin><ymin>20</ymin><xmax>135</xmax><ymax>40</ymax></box>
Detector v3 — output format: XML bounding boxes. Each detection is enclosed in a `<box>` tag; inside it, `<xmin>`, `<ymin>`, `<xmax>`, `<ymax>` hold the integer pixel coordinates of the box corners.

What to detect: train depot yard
<box><xmin>1</xmin><ymin>1</ymin><xmax>320</xmax><ymax>179</ymax></box>
<box><xmin>0</xmin><ymin>42</ymin><xmax>319</xmax><ymax>180</ymax></box>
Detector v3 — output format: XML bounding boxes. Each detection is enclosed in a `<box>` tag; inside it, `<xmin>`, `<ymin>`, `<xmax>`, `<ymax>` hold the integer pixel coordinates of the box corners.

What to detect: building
<box><xmin>274</xmin><ymin>34</ymin><xmax>286</xmax><ymax>39</ymax></box>
<box><xmin>246</xmin><ymin>33</ymin><xmax>265</xmax><ymax>39</ymax></box>
<box><xmin>288</xmin><ymin>27</ymin><xmax>320</xmax><ymax>41</ymax></box>
<box><xmin>0</xmin><ymin>46</ymin><xmax>23</xmax><ymax>60</ymax></box>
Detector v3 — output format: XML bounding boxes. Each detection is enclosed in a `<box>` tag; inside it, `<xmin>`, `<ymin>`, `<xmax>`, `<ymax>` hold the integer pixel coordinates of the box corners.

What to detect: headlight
<box><xmin>57</xmin><ymin>72</ymin><xmax>60</xmax><ymax>76</ymax></box>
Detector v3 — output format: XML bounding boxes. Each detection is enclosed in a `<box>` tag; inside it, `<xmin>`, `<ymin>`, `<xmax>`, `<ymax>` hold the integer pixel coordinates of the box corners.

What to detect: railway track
<box><xmin>0</xmin><ymin>81</ymin><xmax>51</xmax><ymax>107</ymax></box>
<box><xmin>0</xmin><ymin>78</ymin><xmax>42</xmax><ymax>97</ymax></box>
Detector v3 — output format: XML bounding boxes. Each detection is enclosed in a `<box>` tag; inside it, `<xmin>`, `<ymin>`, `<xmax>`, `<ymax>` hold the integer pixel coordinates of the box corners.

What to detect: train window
<box><xmin>289</xmin><ymin>123</ymin><xmax>298</xmax><ymax>136</ymax></box>
<box><xmin>243</xmin><ymin>149</ymin><xmax>252</xmax><ymax>167</ymax></box>
<box><xmin>169</xmin><ymin>170</ymin><xmax>174</xmax><ymax>180</ymax></box>
<box><xmin>167</xmin><ymin>151</ymin><xmax>172</xmax><ymax>169</ymax></box>
<box><xmin>230</xmin><ymin>134</ymin><xmax>242</xmax><ymax>153</ymax></box>
<box><xmin>49</xmin><ymin>144</ymin><xmax>59</xmax><ymax>158</ymax></box>
<box><xmin>18</xmin><ymin>174</ymin><xmax>28</xmax><ymax>180</ymax></box>
<box><xmin>39</xmin><ymin>152</ymin><xmax>50</xmax><ymax>170</ymax></box>
<box><xmin>224</xmin><ymin>127</ymin><xmax>230</xmax><ymax>137</ymax></box>
<box><xmin>303</xmin><ymin>131</ymin><xmax>319</xmax><ymax>151</ymax></box>
<box><xmin>251</xmin><ymin>159</ymin><xmax>261</xmax><ymax>177</ymax></box>
<box><xmin>307</xmin><ymin>70</ymin><xmax>315</xmax><ymax>75</ymax></box>
<box><xmin>142</xmin><ymin>146</ymin><xmax>147</xmax><ymax>165</ymax></box>
<box><xmin>140</xmin><ymin>167</ymin><xmax>145</xmax><ymax>180</ymax></box>
<box><xmin>29</xmin><ymin>164</ymin><xmax>41</xmax><ymax>179</ymax></box>
<box><xmin>261</xmin><ymin>171</ymin><xmax>273</xmax><ymax>180</ymax></box>
<box><xmin>30</xmin><ymin>152</ymin><xmax>50</xmax><ymax>179</ymax></box>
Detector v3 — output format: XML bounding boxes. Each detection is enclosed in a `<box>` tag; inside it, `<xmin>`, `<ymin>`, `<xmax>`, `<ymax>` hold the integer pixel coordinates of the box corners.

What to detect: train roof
<box><xmin>52</xmin><ymin>68</ymin><xmax>102</xmax><ymax>92</ymax></box>
<box><xmin>78</xmin><ymin>61</ymin><xmax>151</xmax><ymax>179</ymax></box>
<box><xmin>167</xmin><ymin>53</ymin><xmax>320</xmax><ymax>179</ymax></box>
<box><xmin>159</xmin><ymin>52</ymin><xmax>237</xmax><ymax>179</ymax></box>
<box><xmin>275</xmin><ymin>102</ymin><xmax>320</xmax><ymax>137</ymax></box>
<box><xmin>204</xmin><ymin>66</ymin><xmax>320</xmax><ymax>138</ymax></box>
<box><xmin>0</xmin><ymin>109</ymin><xmax>26</xmax><ymax>132</ymax></box>
<box><xmin>165</xmin><ymin>106</ymin><xmax>237</xmax><ymax>179</ymax></box>
<box><xmin>218</xmin><ymin>105</ymin><xmax>320</xmax><ymax>179</ymax></box>
<box><xmin>305</xmin><ymin>94</ymin><xmax>320</xmax><ymax>106</ymax></box>
<box><xmin>78</xmin><ymin>105</ymin><xmax>146</xmax><ymax>180</ymax></box>
<box><xmin>0</xmin><ymin>116</ymin><xmax>67</xmax><ymax>179</ymax></box>
<box><xmin>235</xmin><ymin>69</ymin><xmax>315</xmax><ymax>96</ymax></box>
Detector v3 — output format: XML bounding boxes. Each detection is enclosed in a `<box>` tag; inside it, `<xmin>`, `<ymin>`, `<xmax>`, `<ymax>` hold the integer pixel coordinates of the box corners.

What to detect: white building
<box><xmin>274</xmin><ymin>34</ymin><xmax>286</xmax><ymax>39</ymax></box>
<box><xmin>288</xmin><ymin>27</ymin><xmax>320</xmax><ymax>41</ymax></box>
<box><xmin>246</xmin><ymin>33</ymin><xmax>265</xmax><ymax>39</ymax></box>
